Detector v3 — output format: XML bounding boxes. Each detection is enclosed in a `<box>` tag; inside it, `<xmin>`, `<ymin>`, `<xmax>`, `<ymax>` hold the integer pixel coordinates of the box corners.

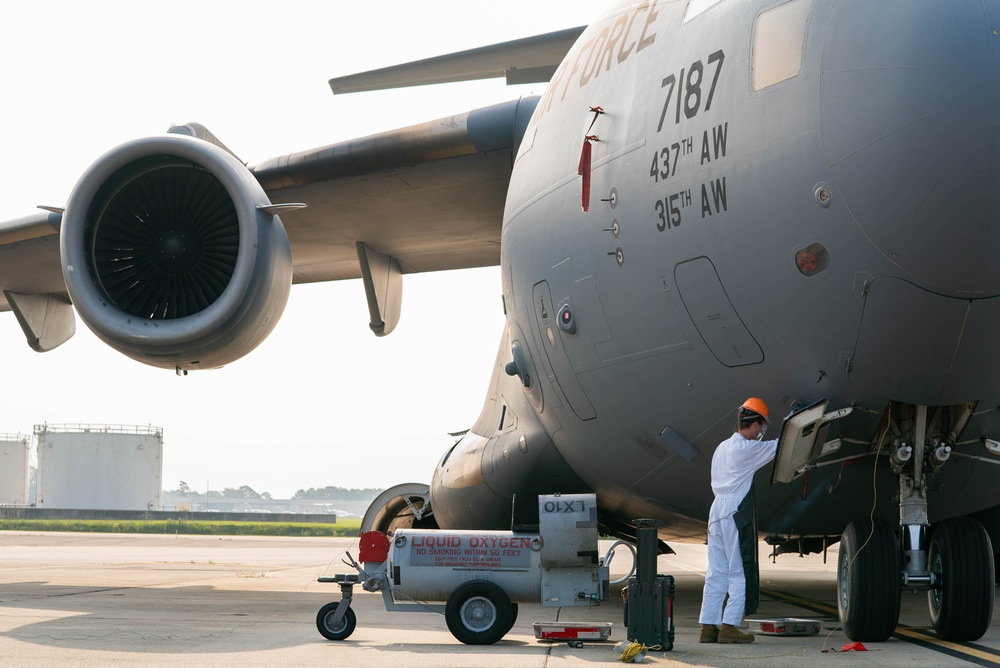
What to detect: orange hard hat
<box><xmin>739</xmin><ymin>397</ymin><xmax>769</xmax><ymax>421</ymax></box>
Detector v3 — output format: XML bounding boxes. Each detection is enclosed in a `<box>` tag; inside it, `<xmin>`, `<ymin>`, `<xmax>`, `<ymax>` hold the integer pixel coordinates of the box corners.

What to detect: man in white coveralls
<box><xmin>698</xmin><ymin>398</ymin><xmax>779</xmax><ymax>644</ymax></box>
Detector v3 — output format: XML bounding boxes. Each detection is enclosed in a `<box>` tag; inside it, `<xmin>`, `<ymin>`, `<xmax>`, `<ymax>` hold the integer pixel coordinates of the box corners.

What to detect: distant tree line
<box><xmin>163</xmin><ymin>482</ymin><xmax>382</xmax><ymax>501</ymax></box>
<box><xmin>164</xmin><ymin>482</ymin><xmax>273</xmax><ymax>499</ymax></box>
<box><xmin>293</xmin><ymin>486</ymin><xmax>383</xmax><ymax>501</ymax></box>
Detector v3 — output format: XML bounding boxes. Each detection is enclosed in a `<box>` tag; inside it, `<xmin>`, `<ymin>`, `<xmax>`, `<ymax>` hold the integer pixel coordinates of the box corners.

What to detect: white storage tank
<box><xmin>35</xmin><ymin>424</ymin><xmax>163</xmax><ymax>510</ymax></box>
<box><xmin>0</xmin><ymin>434</ymin><xmax>31</xmax><ymax>506</ymax></box>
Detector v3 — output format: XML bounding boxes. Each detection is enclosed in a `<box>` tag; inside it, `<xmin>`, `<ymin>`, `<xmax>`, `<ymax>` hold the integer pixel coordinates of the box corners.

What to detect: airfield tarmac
<box><xmin>1</xmin><ymin>532</ymin><xmax>998</xmax><ymax>667</ymax></box>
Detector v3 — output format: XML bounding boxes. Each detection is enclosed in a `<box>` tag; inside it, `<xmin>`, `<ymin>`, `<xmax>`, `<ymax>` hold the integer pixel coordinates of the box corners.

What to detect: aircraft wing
<box><xmin>0</xmin><ymin>96</ymin><xmax>535</xmax><ymax>313</ymax></box>
<box><xmin>0</xmin><ymin>24</ymin><xmax>577</xmax><ymax>361</ymax></box>
<box><xmin>0</xmin><ymin>24</ymin><xmax>589</xmax><ymax>313</ymax></box>
<box><xmin>0</xmin><ymin>212</ymin><xmax>66</xmax><ymax>312</ymax></box>
<box><xmin>252</xmin><ymin>95</ymin><xmax>539</xmax><ymax>285</ymax></box>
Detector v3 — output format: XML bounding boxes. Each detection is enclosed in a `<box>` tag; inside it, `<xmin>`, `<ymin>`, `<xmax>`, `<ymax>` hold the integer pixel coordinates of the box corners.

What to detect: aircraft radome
<box><xmin>2</xmin><ymin>0</ymin><xmax>999</xmax><ymax>644</ymax></box>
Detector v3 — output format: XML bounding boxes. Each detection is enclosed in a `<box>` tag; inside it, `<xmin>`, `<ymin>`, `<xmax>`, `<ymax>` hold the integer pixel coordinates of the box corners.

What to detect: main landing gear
<box><xmin>838</xmin><ymin>405</ymin><xmax>995</xmax><ymax>642</ymax></box>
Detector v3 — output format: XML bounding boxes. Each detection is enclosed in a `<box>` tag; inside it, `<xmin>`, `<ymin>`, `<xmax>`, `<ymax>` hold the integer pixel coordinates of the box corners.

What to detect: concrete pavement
<box><xmin>1</xmin><ymin>531</ymin><xmax>998</xmax><ymax>666</ymax></box>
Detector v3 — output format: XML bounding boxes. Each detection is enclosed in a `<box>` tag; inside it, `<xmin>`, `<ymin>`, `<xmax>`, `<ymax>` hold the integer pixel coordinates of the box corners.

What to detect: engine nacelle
<box><xmin>60</xmin><ymin>134</ymin><xmax>292</xmax><ymax>371</ymax></box>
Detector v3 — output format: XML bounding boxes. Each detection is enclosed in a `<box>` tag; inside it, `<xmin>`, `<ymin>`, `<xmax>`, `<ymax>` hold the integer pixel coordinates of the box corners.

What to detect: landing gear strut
<box><xmin>838</xmin><ymin>405</ymin><xmax>995</xmax><ymax>642</ymax></box>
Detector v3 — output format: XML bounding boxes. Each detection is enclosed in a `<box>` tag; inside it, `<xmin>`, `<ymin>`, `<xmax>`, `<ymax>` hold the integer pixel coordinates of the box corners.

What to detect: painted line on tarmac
<box><xmin>892</xmin><ymin>628</ymin><xmax>1000</xmax><ymax>667</ymax></box>
<box><xmin>762</xmin><ymin>588</ymin><xmax>1000</xmax><ymax>666</ymax></box>
<box><xmin>761</xmin><ymin>588</ymin><xmax>837</xmax><ymax>617</ymax></box>
<box><xmin>659</xmin><ymin>558</ymin><xmax>708</xmax><ymax>575</ymax></box>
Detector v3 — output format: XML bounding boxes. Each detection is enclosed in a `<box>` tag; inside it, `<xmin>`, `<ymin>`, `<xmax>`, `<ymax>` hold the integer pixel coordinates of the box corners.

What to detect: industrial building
<box><xmin>35</xmin><ymin>424</ymin><xmax>163</xmax><ymax>511</ymax></box>
<box><xmin>2</xmin><ymin>424</ymin><xmax>353</xmax><ymax>521</ymax></box>
<box><xmin>0</xmin><ymin>433</ymin><xmax>31</xmax><ymax>506</ymax></box>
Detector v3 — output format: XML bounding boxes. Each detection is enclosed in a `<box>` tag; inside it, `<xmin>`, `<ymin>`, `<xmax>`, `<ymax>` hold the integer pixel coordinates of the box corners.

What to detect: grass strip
<box><xmin>0</xmin><ymin>518</ymin><xmax>363</xmax><ymax>537</ymax></box>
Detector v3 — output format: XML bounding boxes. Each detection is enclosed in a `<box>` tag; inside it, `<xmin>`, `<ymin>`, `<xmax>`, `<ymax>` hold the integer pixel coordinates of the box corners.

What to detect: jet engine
<box><xmin>60</xmin><ymin>134</ymin><xmax>293</xmax><ymax>371</ymax></box>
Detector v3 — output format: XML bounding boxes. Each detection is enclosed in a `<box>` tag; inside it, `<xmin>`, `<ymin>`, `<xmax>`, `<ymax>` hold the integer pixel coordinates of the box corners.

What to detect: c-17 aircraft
<box><xmin>3</xmin><ymin>0</ymin><xmax>999</xmax><ymax>644</ymax></box>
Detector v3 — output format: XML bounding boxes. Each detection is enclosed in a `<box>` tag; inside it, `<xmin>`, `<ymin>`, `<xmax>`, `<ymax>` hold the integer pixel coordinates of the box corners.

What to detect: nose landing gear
<box><xmin>836</xmin><ymin>517</ymin><xmax>900</xmax><ymax>641</ymax></box>
<box><xmin>926</xmin><ymin>516</ymin><xmax>994</xmax><ymax>640</ymax></box>
<box><xmin>838</xmin><ymin>405</ymin><xmax>995</xmax><ymax>642</ymax></box>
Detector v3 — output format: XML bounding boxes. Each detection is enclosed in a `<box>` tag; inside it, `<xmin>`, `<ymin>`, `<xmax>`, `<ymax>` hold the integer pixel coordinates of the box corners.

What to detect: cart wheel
<box><xmin>445</xmin><ymin>581</ymin><xmax>514</xmax><ymax>645</ymax></box>
<box><xmin>496</xmin><ymin>602</ymin><xmax>518</xmax><ymax>636</ymax></box>
<box><xmin>316</xmin><ymin>602</ymin><xmax>357</xmax><ymax>641</ymax></box>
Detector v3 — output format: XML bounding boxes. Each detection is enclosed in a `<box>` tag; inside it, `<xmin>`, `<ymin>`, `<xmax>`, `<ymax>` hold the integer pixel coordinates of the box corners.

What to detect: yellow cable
<box><xmin>618</xmin><ymin>639</ymin><xmax>662</xmax><ymax>662</ymax></box>
<box><xmin>619</xmin><ymin>640</ymin><xmax>643</xmax><ymax>662</ymax></box>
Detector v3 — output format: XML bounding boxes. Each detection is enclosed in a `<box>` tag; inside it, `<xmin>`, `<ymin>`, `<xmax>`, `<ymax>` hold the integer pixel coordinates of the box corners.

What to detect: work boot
<box><xmin>718</xmin><ymin>624</ymin><xmax>754</xmax><ymax>644</ymax></box>
<box><xmin>699</xmin><ymin>624</ymin><xmax>719</xmax><ymax>643</ymax></box>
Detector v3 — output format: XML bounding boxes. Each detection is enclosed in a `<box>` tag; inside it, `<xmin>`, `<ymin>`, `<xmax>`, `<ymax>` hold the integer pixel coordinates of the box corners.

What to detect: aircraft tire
<box><xmin>928</xmin><ymin>516</ymin><xmax>995</xmax><ymax>641</ymax></box>
<box><xmin>316</xmin><ymin>602</ymin><xmax>357</xmax><ymax>641</ymax></box>
<box><xmin>837</xmin><ymin>518</ymin><xmax>901</xmax><ymax>641</ymax></box>
<box><xmin>445</xmin><ymin>580</ymin><xmax>514</xmax><ymax>645</ymax></box>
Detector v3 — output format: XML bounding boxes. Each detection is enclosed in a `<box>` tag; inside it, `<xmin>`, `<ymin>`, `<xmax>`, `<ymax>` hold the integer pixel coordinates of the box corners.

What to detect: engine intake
<box><xmin>60</xmin><ymin>134</ymin><xmax>292</xmax><ymax>371</ymax></box>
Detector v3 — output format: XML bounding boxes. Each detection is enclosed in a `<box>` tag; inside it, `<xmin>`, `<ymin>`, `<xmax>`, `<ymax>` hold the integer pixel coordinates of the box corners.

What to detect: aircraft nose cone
<box><xmin>820</xmin><ymin>1</ymin><xmax>1000</xmax><ymax>296</ymax></box>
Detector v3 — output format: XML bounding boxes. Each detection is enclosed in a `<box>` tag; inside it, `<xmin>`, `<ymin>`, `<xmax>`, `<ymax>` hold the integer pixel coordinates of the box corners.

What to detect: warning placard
<box><xmin>409</xmin><ymin>533</ymin><xmax>532</xmax><ymax>569</ymax></box>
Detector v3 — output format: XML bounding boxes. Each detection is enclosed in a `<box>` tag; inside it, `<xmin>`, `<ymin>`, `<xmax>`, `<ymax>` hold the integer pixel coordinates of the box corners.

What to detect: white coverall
<box><xmin>698</xmin><ymin>432</ymin><xmax>778</xmax><ymax>627</ymax></box>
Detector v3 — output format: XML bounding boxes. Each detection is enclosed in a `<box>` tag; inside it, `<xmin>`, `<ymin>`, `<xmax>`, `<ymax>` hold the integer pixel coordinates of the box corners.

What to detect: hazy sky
<box><xmin>0</xmin><ymin>1</ymin><xmax>613</xmax><ymax>498</ymax></box>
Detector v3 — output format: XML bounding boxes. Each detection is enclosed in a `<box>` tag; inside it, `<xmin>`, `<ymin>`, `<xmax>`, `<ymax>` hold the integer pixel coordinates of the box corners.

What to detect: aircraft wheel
<box><xmin>445</xmin><ymin>581</ymin><xmax>514</xmax><ymax>645</ymax></box>
<box><xmin>837</xmin><ymin>518</ymin><xmax>901</xmax><ymax>641</ymax></box>
<box><xmin>361</xmin><ymin>483</ymin><xmax>437</xmax><ymax>536</ymax></box>
<box><xmin>316</xmin><ymin>602</ymin><xmax>357</xmax><ymax>641</ymax></box>
<box><xmin>928</xmin><ymin>516</ymin><xmax>995</xmax><ymax>641</ymax></box>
